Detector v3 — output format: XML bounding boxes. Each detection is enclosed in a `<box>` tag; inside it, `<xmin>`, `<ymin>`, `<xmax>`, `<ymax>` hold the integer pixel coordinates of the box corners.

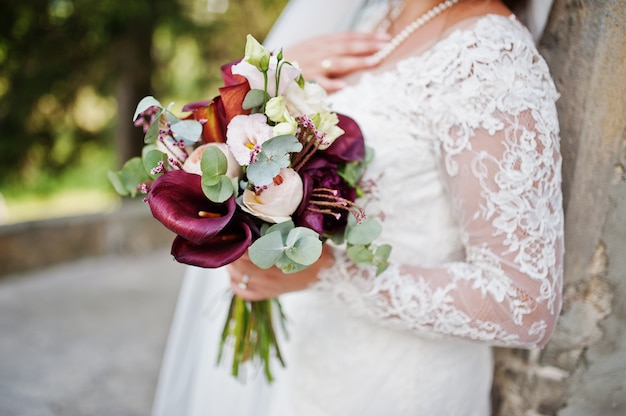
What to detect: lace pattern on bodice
<box><xmin>316</xmin><ymin>15</ymin><xmax>563</xmax><ymax>349</ymax></box>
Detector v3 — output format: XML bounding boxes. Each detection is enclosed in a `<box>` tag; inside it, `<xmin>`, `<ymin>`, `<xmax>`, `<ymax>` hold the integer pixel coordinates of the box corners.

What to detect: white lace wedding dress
<box><xmin>152</xmin><ymin>9</ymin><xmax>563</xmax><ymax>416</ymax></box>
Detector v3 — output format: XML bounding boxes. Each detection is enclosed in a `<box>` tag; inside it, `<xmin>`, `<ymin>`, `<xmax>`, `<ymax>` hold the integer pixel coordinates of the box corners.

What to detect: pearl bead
<box><xmin>372</xmin><ymin>0</ymin><xmax>461</xmax><ymax>63</ymax></box>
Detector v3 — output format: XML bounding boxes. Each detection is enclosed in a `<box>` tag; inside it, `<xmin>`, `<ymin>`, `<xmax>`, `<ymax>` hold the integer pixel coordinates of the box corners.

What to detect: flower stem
<box><xmin>217</xmin><ymin>295</ymin><xmax>287</xmax><ymax>383</ymax></box>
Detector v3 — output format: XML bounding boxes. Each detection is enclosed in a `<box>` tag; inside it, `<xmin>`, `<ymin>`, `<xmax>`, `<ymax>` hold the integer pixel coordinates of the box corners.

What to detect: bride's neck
<box><xmin>378</xmin><ymin>0</ymin><xmax>511</xmax><ymax>63</ymax></box>
<box><xmin>341</xmin><ymin>0</ymin><xmax>511</xmax><ymax>86</ymax></box>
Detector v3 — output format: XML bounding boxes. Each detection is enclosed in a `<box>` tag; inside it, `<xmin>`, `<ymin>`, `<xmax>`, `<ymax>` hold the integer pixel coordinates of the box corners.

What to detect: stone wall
<box><xmin>0</xmin><ymin>200</ymin><xmax>173</xmax><ymax>277</ymax></box>
<box><xmin>492</xmin><ymin>0</ymin><xmax>626</xmax><ymax>414</ymax></box>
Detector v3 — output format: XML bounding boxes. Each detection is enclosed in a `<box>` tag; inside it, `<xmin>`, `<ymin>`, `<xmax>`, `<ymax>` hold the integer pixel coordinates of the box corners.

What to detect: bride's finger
<box><xmin>320</xmin><ymin>55</ymin><xmax>379</xmax><ymax>78</ymax></box>
<box><xmin>317</xmin><ymin>32</ymin><xmax>390</xmax><ymax>55</ymax></box>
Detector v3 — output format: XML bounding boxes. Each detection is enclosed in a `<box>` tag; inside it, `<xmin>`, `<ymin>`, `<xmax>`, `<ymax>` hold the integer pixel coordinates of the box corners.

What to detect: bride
<box><xmin>152</xmin><ymin>0</ymin><xmax>562</xmax><ymax>414</ymax></box>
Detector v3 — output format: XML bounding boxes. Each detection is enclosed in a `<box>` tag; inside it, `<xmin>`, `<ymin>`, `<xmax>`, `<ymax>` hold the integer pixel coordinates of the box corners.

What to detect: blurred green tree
<box><xmin>0</xmin><ymin>0</ymin><xmax>287</xmax><ymax>194</ymax></box>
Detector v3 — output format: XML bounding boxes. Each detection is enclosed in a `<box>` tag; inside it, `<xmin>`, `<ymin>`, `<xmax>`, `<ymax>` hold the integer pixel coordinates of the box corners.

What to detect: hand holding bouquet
<box><xmin>109</xmin><ymin>35</ymin><xmax>391</xmax><ymax>381</ymax></box>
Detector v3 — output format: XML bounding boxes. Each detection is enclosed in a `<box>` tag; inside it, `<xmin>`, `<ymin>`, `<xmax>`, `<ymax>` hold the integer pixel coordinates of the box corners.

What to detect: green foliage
<box><xmin>243</xmin><ymin>89</ymin><xmax>269</xmax><ymax>111</ymax></box>
<box><xmin>246</xmin><ymin>134</ymin><xmax>303</xmax><ymax>186</ymax></box>
<box><xmin>344</xmin><ymin>215</ymin><xmax>392</xmax><ymax>275</ymax></box>
<box><xmin>107</xmin><ymin>157</ymin><xmax>151</xmax><ymax>197</ymax></box>
<box><xmin>142</xmin><ymin>146</ymin><xmax>168</xmax><ymax>179</ymax></box>
<box><xmin>248</xmin><ymin>221</ymin><xmax>323</xmax><ymax>274</ymax></box>
<box><xmin>339</xmin><ymin>146</ymin><xmax>375</xmax><ymax>191</ymax></box>
<box><xmin>200</xmin><ymin>146</ymin><xmax>236</xmax><ymax>203</ymax></box>
<box><xmin>108</xmin><ymin>96</ymin><xmax>205</xmax><ymax>198</ymax></box>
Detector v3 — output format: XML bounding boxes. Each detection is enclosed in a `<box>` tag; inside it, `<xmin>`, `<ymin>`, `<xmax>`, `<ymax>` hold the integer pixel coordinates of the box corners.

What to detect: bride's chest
<box><xmin>330</xmin><ymin>71</ymin><xmax>442</xmax><ymax>179</ymax></box>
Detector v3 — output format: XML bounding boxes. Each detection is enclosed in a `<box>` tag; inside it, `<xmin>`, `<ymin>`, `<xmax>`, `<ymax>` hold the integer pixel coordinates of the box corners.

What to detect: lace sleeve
<box><xmin>316</xmin><ymin>29</ymin><xmax>564</xmax><ymax>349</ymax></box>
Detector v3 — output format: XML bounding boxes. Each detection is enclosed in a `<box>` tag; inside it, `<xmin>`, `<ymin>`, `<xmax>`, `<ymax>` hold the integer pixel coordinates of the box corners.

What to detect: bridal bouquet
<box><xmin>109</xmin><ymin>35</ymin><xmax>391</xmax><ymax>382</ymax></box>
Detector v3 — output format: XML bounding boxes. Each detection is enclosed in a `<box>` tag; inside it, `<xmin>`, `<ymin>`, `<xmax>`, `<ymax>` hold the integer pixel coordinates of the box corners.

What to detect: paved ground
<box><xmin>0</xmin><ymin>250</ymin><xmax>186</xmax><ymax>416</ymax></box>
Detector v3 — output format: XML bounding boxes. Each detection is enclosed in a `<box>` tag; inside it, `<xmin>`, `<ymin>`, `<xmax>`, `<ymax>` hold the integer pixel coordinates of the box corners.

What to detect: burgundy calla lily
<box><xmin>220</xmin><ymin>60</ymin><xmax>245</xmax><ymax>87</ymax></box>
<box><xmin>171</xmin><ymin>214</ymin><xmax>259</xmax><ymax>268</ymax></box>
<box><xmin>324</xmin><ymin>114</ymin><xmax>366</xmax><ymax>163</ymax></box>
<box><xmin>148</xmin><ymin>170</ymin><xmax>236</xmax><ymax>245</ymax></box>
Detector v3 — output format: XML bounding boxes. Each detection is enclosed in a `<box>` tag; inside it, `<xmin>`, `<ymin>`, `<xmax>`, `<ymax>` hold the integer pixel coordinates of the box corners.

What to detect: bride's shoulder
<box><xmin>421</xmin><ymin>13</ymin><xmax>543</xmax><ymax>75</ymax></box>
<box><xmin>444</xmin><ymin>14</ymin><xmax>535</xmax><ymax>52</ymax></box>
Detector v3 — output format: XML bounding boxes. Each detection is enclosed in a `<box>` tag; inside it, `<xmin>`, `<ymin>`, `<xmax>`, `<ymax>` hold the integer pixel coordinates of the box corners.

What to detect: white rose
<box><xmin>182</xmin><ymin>143</ymin><xmax>242</xmax><ymax>179</ymax></box>
<box><xmin>240</xmin><ymin>168</ymin><xmax>303</xmax><ymax>223</ymax></box>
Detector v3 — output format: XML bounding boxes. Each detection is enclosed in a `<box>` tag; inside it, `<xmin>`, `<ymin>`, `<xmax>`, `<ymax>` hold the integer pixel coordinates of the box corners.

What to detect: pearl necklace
<box><xmin>372</xmin><ymin>0</ymin><xmax>461</xmax><ymax>63</ymax></box>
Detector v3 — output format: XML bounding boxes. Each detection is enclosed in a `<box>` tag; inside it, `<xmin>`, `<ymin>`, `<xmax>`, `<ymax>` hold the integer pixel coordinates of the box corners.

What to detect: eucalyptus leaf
<box><xmin>364</xmin><ymin>145</ymin><xmax>375</xmax><ymax>164</ymax></box>
<box><xmin>201</xmin><ymin>175</ymin><xmax>235</xmax><ymax>203</ymax></box>
<box><xmin>275</xmin><ymin>256</ymin><xmax>309</xmax><ymax>274</ymax></box>
<box><xmin>374</xmin><ymin>244</ymin><xmax>393</xmax><ymax>275</ymax></box>
<box><xmin>107</xmin><ymin>157</ymin><xmax>152</xmax><ymax>197</ymax></box>
<box><xmin>346</xmin><ymin>217</ymin><xmax>382</xmax><ymax>245</ymax></box>
<box><xmin>246</xmin><ymin>157</ymin><xmax>280</xmax><ymax>187</ymax></box>
<box><xmin>375</xmin><ymin>244</ymin><xmax>392</xmax><ymax>261</ymax></box>
<box><xmin>346</xmin><ymin>244</ymin><xmax>374</xmax><ymax>264</ymax></box>
<box><xmin>142</xmin><ymin>146</ymin><xmax>168</xmax><ymax>179</ymax></box>
<box><xmin>328</xmin><ymin>232</ymin><xmax>346</xmax><ymax>245</ymax></box>
<box><xmin>246</xmin><ymin>135</ymin><xmax>302</xmax><ymax>186</ymax></box>
<box><xmin>262</xmin><ymin>134</ymin><xmax>302</xmax><ymax>156</ymax></box>
<box><xmin>248</xmin><ymin>231</ymin><xmax>287</xmax><ymax>269</ymax></box>
<box><xmin>284</xmin><ymin>226</ymin><xmax>320</xmax><ymax>247</ymax></box>
<box><xmin>107</xmin><ymin>171</ymin><xmax>128</xmax><ymax>196</ymax></box>
<box><xmin>338</xmin><ymin>160</ymin><xmax>365</xmax><ymax>188</ymax></box>
<box><xmin>243</xmin><ymin>89</ymin><xmax>268</xmax><ymax>110</ymax></box>
<box><xmin>164</xmin><ymin>109</ymin><xmax>180</xmax><ymax>124</ymax></box>
<box><xmin>265</xmin><ymin>220</ymin><xmax>295</xmax><ymax>238</ymax></box>
<box><xmin>376</xmin><ymin>263</ymin><xmax>389</xmax><ymax>276</ymax></box>
<box><xmin>171</xmin><ymin>119</ymin><xmax>202</xmax><ymax>145</ymax></box>
<box><xmin>285</xmin><ymin>233</ymin><xmax>322</xmax><ymax>265</ymax></box>
<box><xmin>201</xmin><ymin>146</ymin><xmax>228</xmax><ymax>177</ymax></box>
<box><xmin>144</xmin><ymin>108</ymin><xmax>164</xmax><ymax>144</ymax></box>
<box><xmin>133</xmin><ymin>96</ymin><xmax>162</xmax><ymax>121</ymax></box>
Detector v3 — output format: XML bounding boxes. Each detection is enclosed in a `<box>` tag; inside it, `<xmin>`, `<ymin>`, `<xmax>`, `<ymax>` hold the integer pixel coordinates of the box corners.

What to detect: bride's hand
<box><xmin>227</xmin><ymin>245</ymin><xmax>335</xmax><ymax>301</ymax></box>
<box><xmin>283</xmin><ymin>32</ymin><xmax>389</xmax><ymax>92</ymax></box>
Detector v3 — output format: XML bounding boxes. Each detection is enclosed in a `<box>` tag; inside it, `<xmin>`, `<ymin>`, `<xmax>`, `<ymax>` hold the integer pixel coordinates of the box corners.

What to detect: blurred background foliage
<box><xmin>0</xmin><ymin>0</ymin><xmax>288</xmax><ymax>223</ymax></box>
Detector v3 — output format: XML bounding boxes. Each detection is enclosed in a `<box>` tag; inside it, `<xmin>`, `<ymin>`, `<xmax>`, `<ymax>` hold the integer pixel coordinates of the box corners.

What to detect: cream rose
<box><xmin>239</xmin><ymin>168</ymin><xmax>303</xmax><ymax>223</ymax></box>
